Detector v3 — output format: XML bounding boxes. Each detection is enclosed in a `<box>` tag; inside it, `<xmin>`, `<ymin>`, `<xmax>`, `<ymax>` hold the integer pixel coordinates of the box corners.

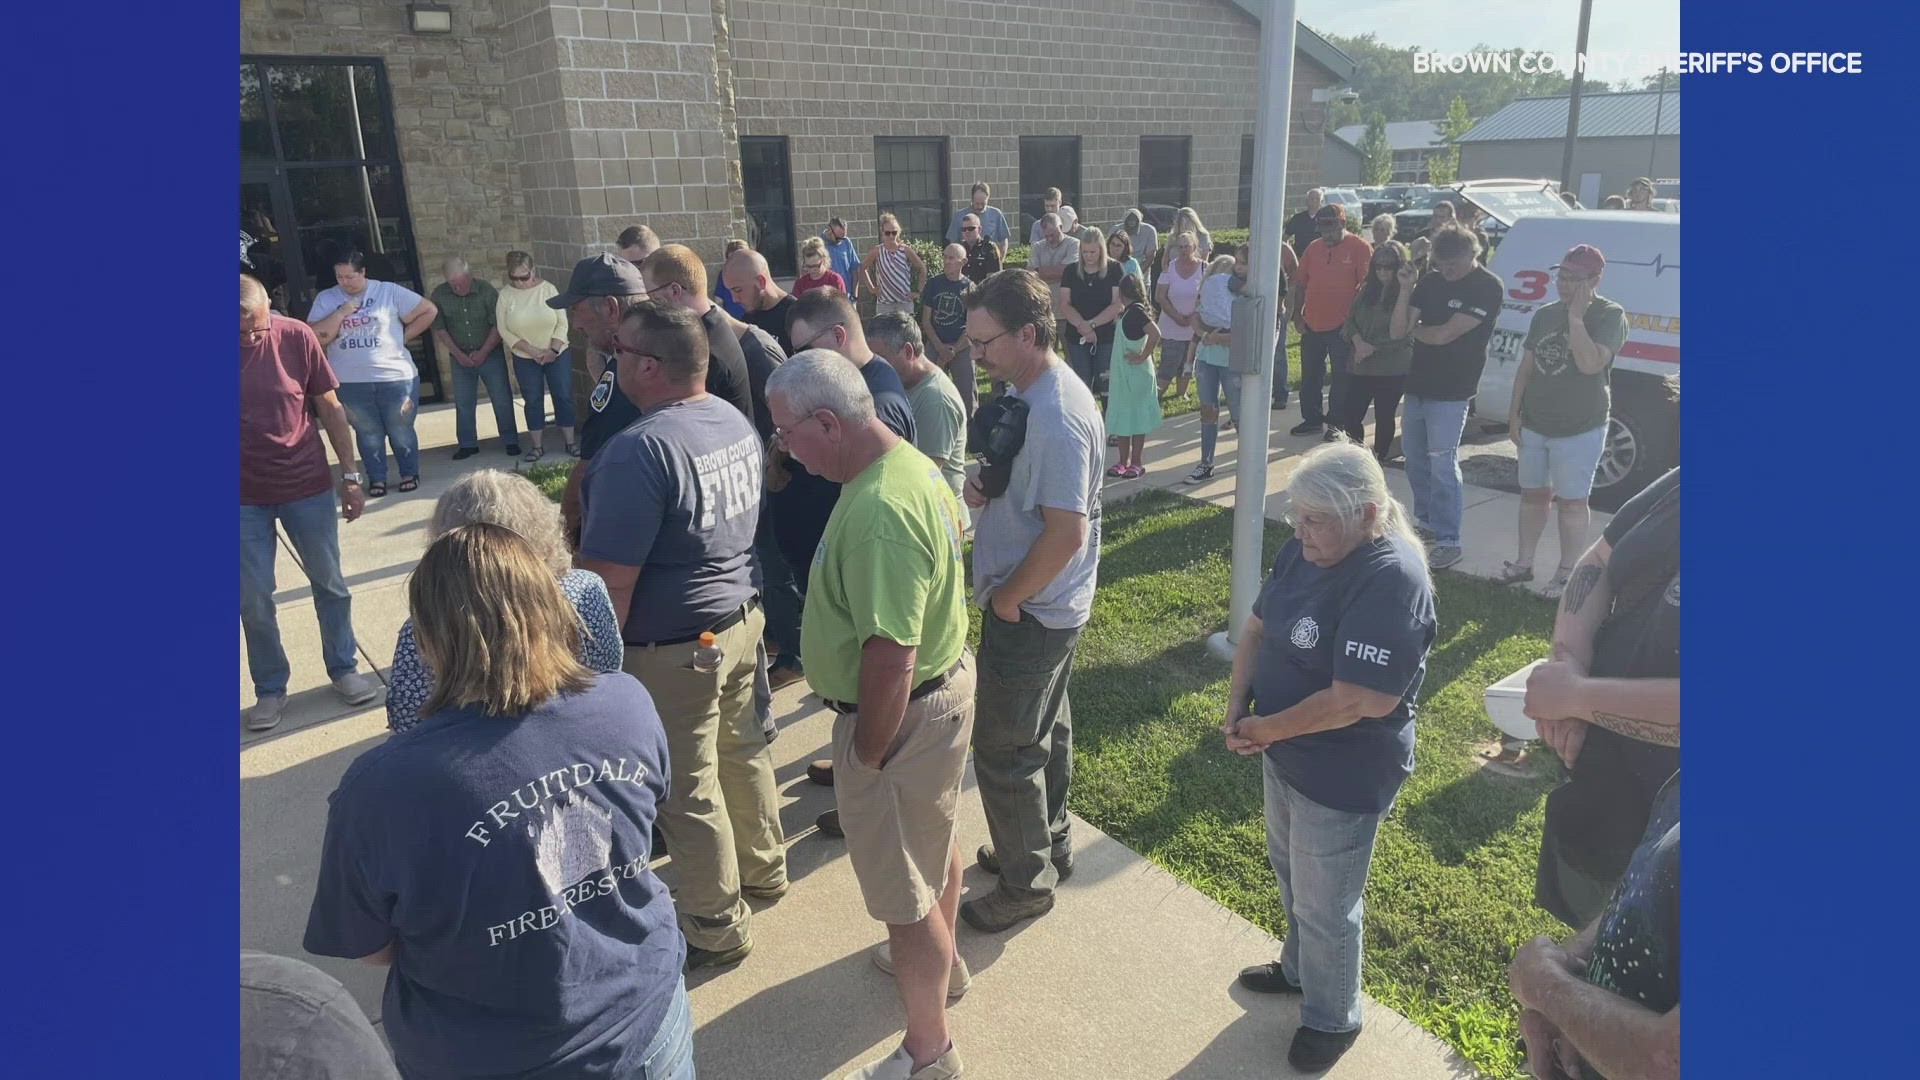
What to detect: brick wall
<box><xmin>726</xmin><ymin>0</ymin><xmax>1341</xmax><ymax>252</ymax></box>
<box><xmin>241</xmin><ymin>0</ymin><xmax>531</xmax><ymax>282</ymax></box>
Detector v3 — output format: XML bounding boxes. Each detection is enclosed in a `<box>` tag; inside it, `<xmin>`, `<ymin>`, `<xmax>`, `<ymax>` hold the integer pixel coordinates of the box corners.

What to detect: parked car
<box><xmin>1471</xmin><ymin>206</ymin><xmax>1680</xmax><ymax>508</ymax></box>
<box><xmin>1320</xmin><ymin>187</ymin><xmax>1365</xmax><ymax>224</ymax></box>
<box><xmin>1380</xmin><ymin>183</ymin><xmax>1425</xmax><ymax>209</ymax></box>
<box><xmin>1139</xmin><ymin>204</ymin><xmax>1180</xmax><ymax>233</ymax></box>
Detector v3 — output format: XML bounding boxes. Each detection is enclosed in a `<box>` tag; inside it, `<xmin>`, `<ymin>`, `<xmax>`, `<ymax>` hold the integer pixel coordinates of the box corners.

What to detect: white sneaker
<box><xmin>246</xmin><ymin>694</ymin><xmax>288</xmax><ymax>732</ymax></box>
<box><xmin>332</xmin><ymin>672</ymin><xmax>382</xmax><ymax>706</ymax></box>
<box><xmin>871</xmin><ymin>942</ymin><xmax>972</xmax><ymax>1000</ymax></box>
<box><xmin>845</xmin><ymin>1044</ymin><xmax>963</xmax><ymax>1080</ymax></box>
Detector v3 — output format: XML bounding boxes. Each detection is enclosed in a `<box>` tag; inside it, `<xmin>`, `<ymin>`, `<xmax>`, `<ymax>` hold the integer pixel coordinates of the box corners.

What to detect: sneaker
<box><xmin>844</xmin><ymin>1043</ymin><xmax>964</xmax><ymax>1080</ymax></box>
<box><xmin>816</xmin><ymin>808</ymin><xmax>843</xmax><ymax>836</ymax></box>
<box><xmin>768</xmin><ymin>663</ymin><xmax>808</xmax><ymax>692</ymax></box>
<box><xmin>806</xmin><ymin>759</ymin><xmax>835</xmax><ymax>786</ymax></box>
<box><xmin>959</xmin><ymin>886</ymin><xmax>1054</xmax><ymax>932</ymax></box>
<box><xmin>246</xmin><ymin>694</ymin><xmax>288</xmax><ymax>732</ymax></box>
<box><xmin>871</xmin><ymin>943</ymin><xmax>972</xmax><ymax>1000</ymax></box>
<box><xmin>1184</xmin><ymin>463</ymin><xmax>1214</xmax><ymax>484</ymax></box>
<box><xmin>684</xmin><ymin>940</ymin><xmax>752</xmax><ymax>972</ymax></box>
<box><xmin>975</xmin><ymin>844</ymin><xmax>1073</xmax><ymax>882</ymax></box>
<box><xmin>1237</xmin><ymin>961</ymin><xmax>1301</xmax><ymax>994</ymax></box>
<box><xmin>1288</xmin><ymin>1025</ymin><xmax>1362</xmax><ymax>1072</ymax></box>
<box><xmin>1428</xmin><ymin>545</ymin><xmax>1464</xmax><ymax>570</ymax></box>
<box><xmin>452</xmin><ymin>446</ymin><xmax>480</xmax><ymax>460</ymax></box>
<box><xmin>332</xmin><ymin>672</ymin><xmax>381</xmax><ymax>706</ymax></box>
<box><xmin>1414</xmin><ymin>524</ymin><xmax>1438</xmax><ymax>542</ymax></box>
<box><xmin>1288</xmin><ymin>420</ymin><xmax>1322</xmax><ymax>436</ymax></box>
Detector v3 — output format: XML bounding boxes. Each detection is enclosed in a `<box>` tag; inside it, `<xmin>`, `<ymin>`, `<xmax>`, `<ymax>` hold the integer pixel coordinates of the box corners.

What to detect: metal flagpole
<box><xmin>1208</xmin><ymin>0</ymin><xmax>1295</xmax><ymax>659</ymax></box>
<box><xmin>1559</xmin><ymin>0</ymin><xmax>1595</xmax><ymax>195</ymax></box>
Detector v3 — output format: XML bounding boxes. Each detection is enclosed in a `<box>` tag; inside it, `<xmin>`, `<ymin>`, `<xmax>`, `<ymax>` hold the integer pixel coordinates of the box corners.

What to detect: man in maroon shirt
<box><xmin>241</xmin><ymin>275</ymin><xmax>380</xmax><ymax>732</ymax></box>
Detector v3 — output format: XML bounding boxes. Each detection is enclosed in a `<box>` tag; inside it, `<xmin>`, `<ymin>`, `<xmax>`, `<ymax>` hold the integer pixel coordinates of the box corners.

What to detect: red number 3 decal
<box><xmin>1509</xmin><ymin>271</ymin><xmax>1549</xmax><ymax>301</ymax></box>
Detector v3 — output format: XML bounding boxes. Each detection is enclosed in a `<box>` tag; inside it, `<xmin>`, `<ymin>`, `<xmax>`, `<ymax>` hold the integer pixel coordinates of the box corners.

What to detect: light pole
<box><xmin>1207</xmin><ymin>0</ymin><xmax>1295</xmax><ymax>659</ymax></box>
<box><xmin>1559</xmin><ymin>0</ymin><xmax>1595</xmax><ymax>195</ymax></box>
<box><xmin>1648</xmin><ymin>67</ymin><xmax>1668</xmax><ymax>179</ymax></box>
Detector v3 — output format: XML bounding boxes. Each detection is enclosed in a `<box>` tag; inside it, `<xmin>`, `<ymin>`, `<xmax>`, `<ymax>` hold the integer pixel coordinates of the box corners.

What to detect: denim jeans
<box><xmin>1297</xmin><ymin>327</ymin><xmax>1350</xmax><ymax>426</ymax></box>
<box><xmin>335</xmin><ymin>378</ymin><xmax>419</xmax><ymax>485</ymax></box>
<box><xmin>1262</xmin><ymin>756</ymin><xmax>1390</xmax><ymax>1034</ymax></box>
<box><xmin>240</xmin><ymin>490</ymin><xmax>358</xmax><ymax>697</ymax></box>
<box><xmin>972</xmin><ymin>609</ymin><xmax>1081</xmax><ymax>896</ymax></box>
<box><xmin>515</xmin><ymin>351</ymin><xmax>578</xmax><ymax>431</ymax></box>
<box><xmin>1064</xmin><ymin>335</ymin><xmax>1101</xmax><ymax>393</ymax></box>
<box><xmin>451</xmin><ymin>347</ymin><xmax>518</xmax><ymax>449</ymax></box>
<box><xmin>634</xmin><ymin>977</ymin><xmax>695</xmax><ymax>1079</ymax></box>
<box><xmin>1399</xmin><ymin>395</ymin><xmax>1472</xmax><ymax>544</ymax></box>
<box><xmin>1271</xmin><ymin>319</ymin><xmax>1290</xmax><ymax>408</ymax></box>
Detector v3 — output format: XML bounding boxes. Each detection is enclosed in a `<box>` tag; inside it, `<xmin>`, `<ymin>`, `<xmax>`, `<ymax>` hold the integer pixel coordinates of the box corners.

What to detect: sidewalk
<box><xmin>239</xmin><ymin>397</ymin><xmax>1549</xmax><ymax>1078</ymax></box>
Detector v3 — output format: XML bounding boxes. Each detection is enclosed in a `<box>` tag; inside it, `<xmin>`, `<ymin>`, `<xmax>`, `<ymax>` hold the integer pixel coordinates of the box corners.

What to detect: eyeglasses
<box><xmin>609</xmin><ymin>341</ymin><xmax>655</xmax><ymax>361</ymax></box>
<box><xmin>883</xmin><ymin>230</ymin><xmax>900</xmax><ymax>237</ymax></box>
<box><xmin>1282</xmin><ymin>509</ymin><xmax>1343</xmax><ymax>533</ymax></box>
<box><xmin>770</xmin><ymin>413</ymin><xmax>826</xmax><ymax>448</ymax></box>
<box><xmin>962</xmin><ymin>226</ymin><xmax>979</xmax><ymax>233</ymax></box>
<box><xmin>509</xmin><ymin>273</ymin><xmax>532</xmax><ymax>283</ymax></box>
<box><xmin>796</xmin><ymin>324</ymin><xmax>843</xmax><ymax>352</ymax></box>
<box><xmin>965</xmin><ymin>328</ymin><xmax>1011</xmax><ymax>353</ymax></box>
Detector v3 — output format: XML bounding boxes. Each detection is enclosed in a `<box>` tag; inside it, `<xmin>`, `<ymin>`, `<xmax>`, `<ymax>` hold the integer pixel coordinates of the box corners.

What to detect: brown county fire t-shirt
<box><xmin>241</xmin><ymin>314</ymin><xmax>340</xmax><ymax>506</ymax></box>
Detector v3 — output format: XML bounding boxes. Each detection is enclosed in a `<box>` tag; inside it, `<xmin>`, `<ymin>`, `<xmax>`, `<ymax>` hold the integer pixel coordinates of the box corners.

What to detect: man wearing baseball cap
<box><xmin>1495</xmin><ymin>244</ymin><xmax>1630</xmax><ymax>597</ymax></box>
<box><xmin>549</xmin><ymin>254</ymin><xmax>648</xmax><ymax>544</ymax></box>
<box><xmin>1289</xmin><ymin>203</ymin><xmax>1373</xmax><ymax>437</ymax></box>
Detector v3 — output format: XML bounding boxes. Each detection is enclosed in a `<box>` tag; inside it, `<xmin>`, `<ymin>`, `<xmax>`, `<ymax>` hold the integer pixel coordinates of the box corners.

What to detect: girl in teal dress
<box><xmin>1105</xmin><ymin>273</ymin><xmax>1164</xmax><ymax>478</ymax></box>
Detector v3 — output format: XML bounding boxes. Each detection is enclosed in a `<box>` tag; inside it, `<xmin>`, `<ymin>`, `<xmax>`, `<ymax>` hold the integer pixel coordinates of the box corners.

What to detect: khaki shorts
<box><xmin>832</xmin><ymin>652</ymin><xmax>976</xmax><ymax>925</ymax></box>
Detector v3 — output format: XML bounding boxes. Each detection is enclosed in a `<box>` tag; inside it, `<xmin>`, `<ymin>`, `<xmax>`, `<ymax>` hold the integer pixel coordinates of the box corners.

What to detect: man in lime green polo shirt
<box><xmin>767</xmin><ymin>350</ymin><xmax>973</xmax><ymax>1080</ymax></box>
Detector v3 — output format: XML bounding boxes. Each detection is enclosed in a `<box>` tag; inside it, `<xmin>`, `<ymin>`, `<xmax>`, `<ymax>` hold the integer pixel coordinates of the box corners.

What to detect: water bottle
<box><xmin>691</xmin><ymin>631</ymin><xmax>723</xmax><ymax>674</ymax></box>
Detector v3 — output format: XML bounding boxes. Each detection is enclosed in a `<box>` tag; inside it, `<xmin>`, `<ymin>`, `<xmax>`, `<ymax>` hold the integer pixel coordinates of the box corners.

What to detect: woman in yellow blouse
<box><xmin>496</xmin><ymin>250</ymin><xmax>575</xmax><ymax>460</ymax></box>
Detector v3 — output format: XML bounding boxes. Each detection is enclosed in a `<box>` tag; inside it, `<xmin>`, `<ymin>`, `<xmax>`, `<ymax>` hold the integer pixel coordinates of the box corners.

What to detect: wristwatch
<box><xmin>340</xmin><ymin>472</ymin><xmax>364</xmax><ymax>487</ymax></box>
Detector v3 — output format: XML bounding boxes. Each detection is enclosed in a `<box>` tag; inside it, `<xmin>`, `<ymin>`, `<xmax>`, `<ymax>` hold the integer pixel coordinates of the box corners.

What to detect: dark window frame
<box><xmin>740</xmin><ymin>135</ymin><xmax>799</xmax><ymax>277</ymax></box>
<box><xmin>873</xmin><ymin>135</ymin><xmax>950</xmax><ymax>245</ymax></box>
<box><xmin>1018</xmin><ymin>136</ymin><xmax>1082</xmax><ymax>241</ymax></box>
<box><xmin>1138</xmin><ymin>136</ymin><xmax>1193</xmax><ymax>213</ymax></box>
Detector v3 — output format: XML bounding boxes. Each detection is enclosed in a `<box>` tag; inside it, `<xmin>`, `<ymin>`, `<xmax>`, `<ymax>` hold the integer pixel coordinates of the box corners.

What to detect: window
<box><xmin>1019</xmin><ymin>137</ymin><xmax>1081</xmax><ymax>241</ymax></box>
<box><xmin>1138</xmin><ymin>136</ymin><xmax>1192</xmax><ymax>214</ymax></box>
<box><xmin>1237</xmin><ymin>136</ymin><xmax>1255</xmax><ymax>229</ymax></box>
<box><xmin>740</xmin><ymin>137</ymin><xmax>797</xmax><ymax>277</ymax></box>
<box><xmin>874</xmin><ymin>137</ymin><xmax>949</xmax><ymax>244</ymax></box>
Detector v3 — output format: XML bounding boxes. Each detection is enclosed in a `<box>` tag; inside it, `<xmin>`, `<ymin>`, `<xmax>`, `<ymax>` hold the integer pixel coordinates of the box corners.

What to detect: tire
<box><xmin>1590</xmin><ymin>377</ymin><xmax>1678</xmax><ymax>511</ymax></box>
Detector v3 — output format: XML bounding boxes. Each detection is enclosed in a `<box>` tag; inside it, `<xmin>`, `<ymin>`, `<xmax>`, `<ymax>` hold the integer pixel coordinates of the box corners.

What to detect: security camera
<box><xmin>1336</xmin><ymin>88</ymin><xmax>1360</xmax><ymax>105</ymax></box>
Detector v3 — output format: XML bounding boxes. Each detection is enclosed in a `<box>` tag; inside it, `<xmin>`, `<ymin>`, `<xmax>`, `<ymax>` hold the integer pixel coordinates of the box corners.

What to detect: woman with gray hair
<box><xmin>1219</xmin><ymin>440</ymin><xmax>1437</xmax><ymax>1074</ymax></box>
<box><xmin>384</xmin><ymin>469</ymin><xmax>623</xmax><ymax>732</ymax></box>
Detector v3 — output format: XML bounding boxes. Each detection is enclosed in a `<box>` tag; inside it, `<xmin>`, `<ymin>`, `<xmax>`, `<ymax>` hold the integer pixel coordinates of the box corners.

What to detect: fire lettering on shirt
<box><xmin>463</xmin><ymin>758</ymin><xmax>649</xmax><ymax>846</ymax></box>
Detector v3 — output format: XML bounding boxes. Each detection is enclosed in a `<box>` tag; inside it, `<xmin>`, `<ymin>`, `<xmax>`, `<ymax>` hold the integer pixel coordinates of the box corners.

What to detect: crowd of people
<box><xmin>239</xmin><ymin>183</ymin><xmax>1676</xmax><ymax>1078</ymax></box>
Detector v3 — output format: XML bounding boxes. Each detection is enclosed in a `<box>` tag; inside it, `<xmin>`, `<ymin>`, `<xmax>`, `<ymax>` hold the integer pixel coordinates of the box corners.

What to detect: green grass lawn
<box><xmin>1043</xmin><ymin>490</ymin><xmax>1563</xmax><ymax>1078</ymax></box>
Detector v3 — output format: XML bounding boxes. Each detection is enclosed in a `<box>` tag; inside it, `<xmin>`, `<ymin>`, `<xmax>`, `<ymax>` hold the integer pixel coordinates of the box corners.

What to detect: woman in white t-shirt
<box><xmin>1153</xmin><ymin>231</ymin><xmax>1206</xmax><ymax>402</ymax></box>
<box><xmin>307</xmin><ymin>251</ymin><xmax>438</xmax><ymax>495</ymax></box>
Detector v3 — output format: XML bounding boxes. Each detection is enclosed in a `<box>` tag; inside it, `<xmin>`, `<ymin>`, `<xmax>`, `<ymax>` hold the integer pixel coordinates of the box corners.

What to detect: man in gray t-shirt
<box><xmin>577</xmin><ymin>301</ymin><xmax>786</xmax><ymax>970</ymax></box>
<box><xmin>957</xmin><ymin>269</ymin><xmax>1105</xmax><ymax>934</ymax></box>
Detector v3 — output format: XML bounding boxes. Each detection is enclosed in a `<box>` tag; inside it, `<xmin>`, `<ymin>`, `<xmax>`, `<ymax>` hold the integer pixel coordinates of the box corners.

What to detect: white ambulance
<box><xmin>1460</xmin><ymin>184</ymin><xmax>1680</xmax><ymax>507</ymax></box>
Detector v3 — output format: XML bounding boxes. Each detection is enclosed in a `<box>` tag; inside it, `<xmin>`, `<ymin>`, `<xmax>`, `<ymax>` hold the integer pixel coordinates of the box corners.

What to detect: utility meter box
<box><xmin>1226</xmin><ymin>292</ymin><xmax>1270</xmax><ymax>375</ymax></box>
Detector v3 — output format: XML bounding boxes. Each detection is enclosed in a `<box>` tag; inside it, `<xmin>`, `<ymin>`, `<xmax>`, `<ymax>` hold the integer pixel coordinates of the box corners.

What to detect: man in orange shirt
<box><xmin>1289</xmin><ymin>205</ymin><xmax>1373</xmax><ymax>438</ymax></box>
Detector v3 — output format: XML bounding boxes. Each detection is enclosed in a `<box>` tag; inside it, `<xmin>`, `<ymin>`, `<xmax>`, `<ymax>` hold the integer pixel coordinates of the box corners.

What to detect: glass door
<box><xmin>241</xmin><ymin>57</ymin><xmax>440</xmax><ymax>400</ymax></box>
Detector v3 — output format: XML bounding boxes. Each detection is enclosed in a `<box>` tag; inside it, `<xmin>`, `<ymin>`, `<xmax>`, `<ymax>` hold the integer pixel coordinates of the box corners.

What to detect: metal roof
<box><xmin>1224</xmin><ymin>3</ymin><xmax>1360</xmax><ymax>83</ymax></box>
<box><xmin>1332</xmin><ymin>120</ymin><xmax>1446</xmax><ymax>153</ymax></box>
<box><xmin>1457</xmin><ymin>91</ymin><xmax>1681</xmax><ymax>143</ymax></box>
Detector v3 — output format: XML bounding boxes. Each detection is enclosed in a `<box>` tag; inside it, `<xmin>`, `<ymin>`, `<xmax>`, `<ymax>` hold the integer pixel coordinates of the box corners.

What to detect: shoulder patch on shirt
<box><xmin>591</xmin><ymin>369</ymin><xmax>615</xmax><ymax>412</ymax></box>
<box><xmin>1663</xmin><ymin>574</ymin><xmax>1679</xmax><ymax>606</ymax></box>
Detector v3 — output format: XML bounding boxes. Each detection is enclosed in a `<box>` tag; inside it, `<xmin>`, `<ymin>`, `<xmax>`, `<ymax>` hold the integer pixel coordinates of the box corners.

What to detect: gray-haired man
<box><xmin>429</xmin><ymin>257</ymin><xmax>517</xmax><ymax>459</ymax></box>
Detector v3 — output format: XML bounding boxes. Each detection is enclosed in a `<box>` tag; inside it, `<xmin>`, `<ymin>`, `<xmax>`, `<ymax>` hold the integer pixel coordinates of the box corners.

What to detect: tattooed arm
<box><xmin>1525</xmin><ymin>535</ymin><xmax>1681</xmax><ymax>758</ymax></box>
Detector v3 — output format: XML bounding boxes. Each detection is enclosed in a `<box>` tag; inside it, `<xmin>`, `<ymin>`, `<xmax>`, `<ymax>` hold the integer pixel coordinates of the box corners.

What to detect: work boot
<box><xmin>975</xmin><ymin>844</ymin><xmax>1073</xmax><ymax>882</ymax></box>
<box><xmin>959</xmin><ymin>887</ymin><xmax>1054</xmax><ymax>932</ymax></box>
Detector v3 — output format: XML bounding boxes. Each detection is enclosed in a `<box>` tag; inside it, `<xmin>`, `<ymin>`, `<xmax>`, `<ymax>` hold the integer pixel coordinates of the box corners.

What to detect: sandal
<box><xmin>564</xmin><ymin>442</ymin><xmax>579</xmax><ymax>458</ymax></box>
<box><xmin>367</xmin><ymin>482</ymin><xmax>388</xmax><ymax>498</ymax></box>
<box><xmin>1542</xmin><ymin>567</ymin><xmax>1576</xmax><ymax>599</ymax></box>
<box><xmin>1494</xmin><ymin>561</ymin><xmax>1534</xmax><ymax>585</ymax></box>
<box><xmin>1123</xmin><ymin>465</ymin><xmax>1146</xmax><ymax>479</ymax></box>
<box><xmin>397</xmin><ymin>477</ymin><xmax>419</xmax><ymax>493</ymax></box>
<box><xmin>1107</xmin><ymin>464</ymin><xmax>1129</xmax><ymax>478</ymax></box>
<box><xmin>523</xmin><ymin>446</ymin><xmax>546</xmax><ymax>463</ymax></box>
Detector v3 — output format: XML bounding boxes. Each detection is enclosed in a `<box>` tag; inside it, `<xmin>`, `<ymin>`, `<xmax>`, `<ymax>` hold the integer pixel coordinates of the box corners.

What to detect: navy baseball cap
<box><xmin>548</xmin><ymin>253</ymin><xmax>647</xmax><ymax>308</ymax></box>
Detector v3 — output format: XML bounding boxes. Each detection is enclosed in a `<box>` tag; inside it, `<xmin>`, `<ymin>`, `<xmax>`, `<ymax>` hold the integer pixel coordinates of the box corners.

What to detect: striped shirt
<box><xmin>875</xmin><ymin>246</ymin><xmax>914</xmax><ymax>303</ymax></box>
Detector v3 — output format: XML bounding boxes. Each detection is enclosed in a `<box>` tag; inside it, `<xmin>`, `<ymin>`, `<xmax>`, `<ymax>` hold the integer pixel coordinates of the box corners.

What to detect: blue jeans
<box><xmin>452</xmin><ymin>347</ymin><xmax>518</xmax><ymax>449</ymax></box>
<box><xmin>1297</xmin><ymin>327</ymin><xmax>1350</xmax><ymax>425</ymax></box>
<box><xmin>335</xmin><ymin>378</ymin><xmax>419</xmax><ymax>485</ymax></box>
<box><xmin>634</xmin><ymin>977</ymin><xmax>695</xmax><ymax>1079</ymax></box>
<box><xmin>515</xmin><ymin>350</ymin><xmax>578</xmax><ymax>431</ymax></box>
<box><xmin>1262</xmin><ymin>756</ymin><xmax>1390</xmax><ymax>1034</ymax></box>
<box><xmin>1064</xmin><ymin>335</ymin><xmax>1102</xmax><ymax>393</ymax></box>
<box><xmin>240</xmin><ymin>490</ymin><xmax>358</xmax><ymax>697</ymax></box>
<box><xmin>1399</xmin><ymin>395</ymin><xmax>1472</xmax><ymax>544</ymax></box>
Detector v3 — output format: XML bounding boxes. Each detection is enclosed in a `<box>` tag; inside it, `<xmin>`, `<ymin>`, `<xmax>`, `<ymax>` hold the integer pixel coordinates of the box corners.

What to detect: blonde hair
<box><xmin>505</xmin><ymin>250</ymin><xmax>534</xmax><ymax>274</ymax></box>
<box><xmin>428</xmin><ymin>470</ymin><xmax>572</xmax><ymax>578</ymax></box>
<box><xmin>409</xmin><ymin>523</ymin><xmax>594</xmax><ymax>718</ymax></box>
<box><xmin>1171</xmin><ymin>230</ymin><xmax>1201</xmax><ymax>258</ymax></box>
<box><xmin>1077</xmin><ymin>230</ymin><xmax>1109</xmax><ymax>273</ymax></box>
<box><xmin>798</xmin><ymin>236</ymin><xmax>829</xmax><ymax>269</ymax></box>
<box><xmin>1205</xmin><ymin>253</ymin><xmax>1236</xmax><ymax>277</ymax></box>
<box><xmin>878</xmin><ymin>211</ymin><xmax>903</xmax><ymax>237</ymax></box>
<box><xmin>641</xmin><ymin>243</ymin><xmax>708</xmax><ymax>295</ymax></box>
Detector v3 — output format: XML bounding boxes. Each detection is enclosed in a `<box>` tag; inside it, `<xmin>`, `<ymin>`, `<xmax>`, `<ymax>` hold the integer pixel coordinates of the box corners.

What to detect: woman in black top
<box><xmin>1523</xmin><ymin>468</ymin><xmax>1680</xmax><ymax>927</ymax></box>
<box><xmin>1056</xmin><ymin>232</ymin><xmax>1126</xmax><ymax>396</ymax></box>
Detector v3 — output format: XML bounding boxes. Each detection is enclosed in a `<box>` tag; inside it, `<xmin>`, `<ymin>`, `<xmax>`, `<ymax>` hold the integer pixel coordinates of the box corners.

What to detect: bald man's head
<box><xmin>941</xmin><ymin>243</ymin><xmax>967</xmax><ymax>276</ymax></box>
<box><xmin>721</xmin><ymin>246</ymin><xmax>780</xmax><ymax>311</ymax></box>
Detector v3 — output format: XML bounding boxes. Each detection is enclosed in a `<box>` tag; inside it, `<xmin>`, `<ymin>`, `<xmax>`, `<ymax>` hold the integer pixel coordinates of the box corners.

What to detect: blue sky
<box><xmin>1300</xmin><ymin>0</ymin><xmax>1680</xmax><ymax>61</ymax></box>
